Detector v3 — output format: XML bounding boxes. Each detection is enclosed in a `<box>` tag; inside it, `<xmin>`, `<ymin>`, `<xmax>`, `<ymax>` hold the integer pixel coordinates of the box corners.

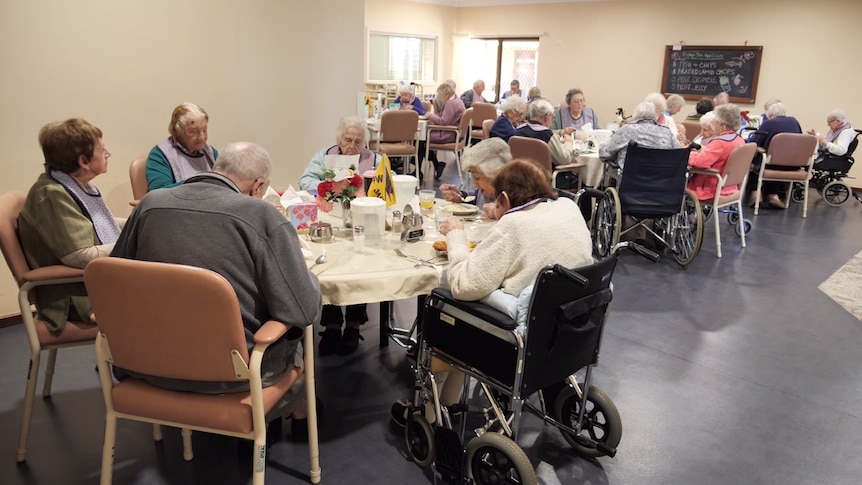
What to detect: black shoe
<box><xmin>337</xmin><ymin>327</ymin><xmax>363</xmax><ymax>356</ymax></box>
<box><xmin>318</xmin><ymin>328</ymin><xmax>341</xmax><ymax>356</ymax></box>
<box><xmin>434</xmin><ymin>161</ymin><xmax>446</xmax><ymax>179</ymax></box>
<box><xmin>390</xmin><ymin>401</ymin><xmax>411</xmax><ymax>428</ymax></box>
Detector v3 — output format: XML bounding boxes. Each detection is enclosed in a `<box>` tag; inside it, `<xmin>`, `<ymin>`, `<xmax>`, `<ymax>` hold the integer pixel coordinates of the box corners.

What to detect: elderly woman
<box><xmin>599</xmin><ymin>101</ymin><xmax>680</xmax><ymax>171</ymax></box>
<box><xmin>501</xmin><ymin>80</ymin><xmax>522</xmax><ymax>99</ymax></box>
<box><xmin>685</xmin><ymin>97</ymin><xmax>714</xmax><ymax>122</ymax></box>
<box><xmin>18</xmin><ymin>118</ymin><xmax>122</xmax><ymax>335</ymax></box>
<box><xmin>394</xmin><ymin>84</ymin><xmax>426</xmax><ymax>116</ymax></box>
<box><xmin>666</xmin><ymin>94</ymin><xmax>686</xmax><ymax>117</ymax></box>
<box><xmin>439</xmin><ymin>138</ymin><xmax>512</xmax><ymax>218</ymax></box>
<box><xmin>687</xmin><ymin>104</ymin><xmax>744</xmax><ymax>201</ymax></box>
<box><xmin>692</xmin><ymin>111</ymin><xmax>717</xmax><ymax>146</ymax></box>
<box><xmin>513</xmin><ymin>98</ymin><xmax>576</xmax><ymax>169</ymax></box>
<box><xmin>146</xmin><ymin>102</ymin><xmax>218</xmax><ymax>192</ymax></box>
<box><xmin>527</xmin><ymin>87</ymin><xmax>542</xmax><ymax>102</ymax></box>
<box><xmin>713</xmin><ymin>92</ymin><xmax>729</xmax><ymax>106</ymax></box>
<box><xmin>459</xmin><ymin>79</ymin><xmax>487</xmax><ymax>108</ymax></box>
<box><xmin>645</xmin><ymin>92</ymin><xmax>682</xmax><ymax>142</ymax></box>
<box><xmin>807</xmin><ymin>109</ymin><xmax>855</xmax><ymax>158</ymax></box>
<box><xmin>424</xmin><ymin>82</ymin><xmax>466</xmax><ymax>179</ymax></box>
<box><xmin>489</xmin><ymin>95</ymin><xmax>527</xmax><ymax>142</ymax></box>
<box><xmin>550</xmin><ymin>88</ymin><xmax>600</xmax><ymax>136</ymax></box>
<box><xmin>391</xmin><ymin>159</ymin><xmax>593</xmax><ymax>427</ymax></box>
<box><xmin>298</xmin><ymin>116</ymin><xmax>381</xmax><ymax>356</ymax></box>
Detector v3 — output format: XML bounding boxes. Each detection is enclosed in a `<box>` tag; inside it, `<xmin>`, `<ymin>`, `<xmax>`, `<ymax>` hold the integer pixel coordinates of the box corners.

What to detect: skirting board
<box><xmin>0</xmin><ymin>314</ymin><xmax>20</xmax><ymax>329</ymax></box>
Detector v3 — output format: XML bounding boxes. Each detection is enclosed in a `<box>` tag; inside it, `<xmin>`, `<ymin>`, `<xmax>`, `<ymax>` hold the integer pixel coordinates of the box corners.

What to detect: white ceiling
<box><xmin>407</xmin><ymin>0</ymin><xmax>605</xmax><ymax>7</ymax></box>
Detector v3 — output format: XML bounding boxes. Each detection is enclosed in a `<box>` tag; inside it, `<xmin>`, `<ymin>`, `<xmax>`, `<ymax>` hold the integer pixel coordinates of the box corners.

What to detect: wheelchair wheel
<box><xmin>466</xmin><ymin>432</ymin><xmax>537</xmax><ymax>485</ymax></box>
<box><xmin>554</xmin><ymin>384</ymin><xmax>622</xmax><ymax>458</ymax></box>
<box><xmin>727</xmin><ymin>212</ymin><xmax>739</xmax><ymax>225</ymax></box>
<box><xmin>791</xmin><ymin>182</ymin><xmax>807</xmax><ymax>203</ymax></box>
<box><xmin>822</xmin><ymin>180</ymin><xmax>851</xmax><ymax>206</ymax></box>
<box><xmin>405</xmin><ymin>414</ymin><xmax>435</xmax><ymax>468</ymax></box>
<box><xmin>592</xmin><ymin>187</ymin><xmax>620</xmax><ymax>258</ymax></box>
<box><xmin>735</xmin><ymin>219</ymin><xmax>752</xmax><ymax>236</ymax></box>
<box><xmin>671</xmin><ymin>190</ymin><xmax>703</xmax><ymax>267</ymax></box>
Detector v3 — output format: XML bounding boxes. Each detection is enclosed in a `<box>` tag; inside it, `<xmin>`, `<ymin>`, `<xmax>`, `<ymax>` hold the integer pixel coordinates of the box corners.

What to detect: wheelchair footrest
<box><xmin>433</xmin><ymin>426</ymin><xmax>464</xmax><ymax>482</ymax></box>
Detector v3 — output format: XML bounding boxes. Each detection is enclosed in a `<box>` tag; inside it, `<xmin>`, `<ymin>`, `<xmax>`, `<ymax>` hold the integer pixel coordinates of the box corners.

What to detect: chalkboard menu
<box><xmin>661</xmin><ymin>45</ymin><xmax>763</xmax><ymax>104</ymax></box>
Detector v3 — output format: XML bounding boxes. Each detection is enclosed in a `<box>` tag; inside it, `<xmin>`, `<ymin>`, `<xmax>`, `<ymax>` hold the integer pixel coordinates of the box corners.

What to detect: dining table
<box><xmin>302</xmin><ymin>196</ymin><xmax>494</xmax><ymax>348</ymax></box>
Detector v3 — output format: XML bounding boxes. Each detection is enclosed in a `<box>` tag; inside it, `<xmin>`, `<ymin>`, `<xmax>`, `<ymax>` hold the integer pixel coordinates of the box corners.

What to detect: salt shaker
<box><xmin>391</xmin><ymin>211</ymin><xmax>403</xmax><ymax>234</ymax></box>
<box><xmin>353</xmin><ymin>225</ymin><xmax>365</xmax><ymax>253</ymax></box>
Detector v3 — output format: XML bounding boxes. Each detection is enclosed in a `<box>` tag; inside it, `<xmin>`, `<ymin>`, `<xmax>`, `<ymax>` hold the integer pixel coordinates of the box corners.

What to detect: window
<box><xmin>463</xmin><ymin>38</ymin><xmax>539</xmax><ymax>103</ymax></box>
<box><xmin>368</xmin><ymin>31</ymin><xmax>437</xmax><ymax>83</ymax></box>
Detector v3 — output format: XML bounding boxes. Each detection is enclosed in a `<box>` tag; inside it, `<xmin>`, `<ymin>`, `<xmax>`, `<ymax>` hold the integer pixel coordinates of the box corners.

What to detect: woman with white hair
<box><xmin>513</xmin><ymin>98</ymin><xmax>556</xmax><ymax>142</ymax></box>
<box><xmin>425</xmin><ymin>82</ymin><xmax>467</xmax><ymax>178</ymax></box>
<box><xmin>807</xmin><ymin>109</ymin><xmax>855</xmax><ymax>157</ymax></box>
<box><xmin>146</xmin><ymin>102</ymin><xmax>218</xmax><ymax>191</ymax></box>
<box><xmin>489</xmin><ymin>95</ymin><xmax>527</xmax><ymax>141</ymax></box>
<box><xmin>599</xmin><ymin>101</ymin><xmax>680</xmax><ymax>170</ymax></box>
<box><xmin>692</xmin><ymin>111</ymin><xmax>717</xmax><ymax>146</ymax></box>
<box><xmin>394</xmin><ymin>84</ymin><xmax>426</xmax><ymax>115</ymax></box>
<box><xmin>645</xmin><ymin>92</ymin><xmax>682</xmax><ymax>142</ymax></box>
<box><xmin>687</xmin><ymin>104</ymin><xmax>744</xmax><ymax>201</ymax></box>
<box><xmin>440</xmin><ymin>138</ymin><xmax>512</xmax><ymax>218</ymax></box>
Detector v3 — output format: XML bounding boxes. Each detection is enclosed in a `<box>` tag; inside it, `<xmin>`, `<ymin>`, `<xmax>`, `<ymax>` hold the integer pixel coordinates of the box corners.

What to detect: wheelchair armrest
<box><xmin>429</xmin><ymin>288</ymin><xmax>518</xmax><ymax>331</ymax></box>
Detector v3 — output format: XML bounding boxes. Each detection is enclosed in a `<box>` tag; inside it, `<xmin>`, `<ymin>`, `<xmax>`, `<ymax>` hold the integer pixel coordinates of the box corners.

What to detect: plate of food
<box><xmin>433</xmin><ymin>239</ymin><xmax>477</xmax><ymax>257</ymax></box>
<box><xmin>442</xmin><ymin>203</ymin><xmax>480</xmax><ymax>216</ymax></box>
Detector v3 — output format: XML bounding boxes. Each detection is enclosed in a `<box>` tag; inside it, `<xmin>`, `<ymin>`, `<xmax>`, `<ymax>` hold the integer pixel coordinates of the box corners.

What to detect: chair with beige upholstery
<box><xmin>753</xmin><ymin>133</ymin><xmax>818</xmax><ymax>217</ymax></box>
<box><xmin>85</xmin><ymin>257</ymin><xmax>321</xmax><ymax>485</ymax></box>
<box><xmin>129</xmin><ymin>153</ymin><xmax>148</xmax><ymax>206</ymax></box>
<box><xmin>421</xmin><ymin>100</ymin><xmax>433</xmax><ymax>115</ymax></box>
<box><xmin>691</xmin><ymin>142</ymin><xmax>757</xmax><ymax>257</ymax></box>
<box><xmin>369</xmin><ymin>110</ymin><xmax>420</xmax><ymax>176</ymax></box>
<box><xmin>0</xmin><ymin>191</ymin><xmax>98</xmax><ymax>463</ymax></box>
<box><xmin>426</xmin><ymin>107</ymin><xmax>473</xmax><ymax>186</ymax></box>
<box><xmin>508</xmin><ymin>135</ymin><xmax>553</xmax><ymax>172</ymax></box>
<box><xmin>682</xmin><ymin>121</ymin><xmax>701</xmax><ymax>144</ymax></box>
<box><xmin>469</xmin><ymin>102</ymin><xmax>498</xmax><ymax>145</ymax></box>
<box><xmin>482</xmin><ymin>119</ymin><xmax>494</xmax><ymax>140</ymax></box>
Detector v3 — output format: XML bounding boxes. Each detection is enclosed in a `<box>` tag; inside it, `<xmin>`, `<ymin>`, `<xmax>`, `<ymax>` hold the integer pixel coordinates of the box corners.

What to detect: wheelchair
<box><xmin>592</xmin><ymin>143</ymin><xmax>704</xmax><ymax>267</ymax></box>
<box><xmin>791</xmin><ymin>129</ymin><xmax>862</xmax><ymax>207</ymax></box>
<box><xmin>402</xmin><ymin>242</ymin><xmax>658</xmax><ymax>485</ymax></box>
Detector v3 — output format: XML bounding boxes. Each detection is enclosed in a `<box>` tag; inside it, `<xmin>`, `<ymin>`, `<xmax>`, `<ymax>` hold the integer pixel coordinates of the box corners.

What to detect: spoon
<box><xmin>309</xmin><ymin>251</ymin><xmax>327</xmax><ymax>271</ymax></box>
<box><xmin>462</xmin><ymin>195</ymin><xmax>476</xmax><ymax>203</ymax></box>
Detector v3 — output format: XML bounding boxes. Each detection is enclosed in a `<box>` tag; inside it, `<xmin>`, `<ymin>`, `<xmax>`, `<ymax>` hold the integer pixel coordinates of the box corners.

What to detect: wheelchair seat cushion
<box><xmin>431</xmin><ymin>288</ymin><xmax>517</xmax><ymax>331</ymax></box>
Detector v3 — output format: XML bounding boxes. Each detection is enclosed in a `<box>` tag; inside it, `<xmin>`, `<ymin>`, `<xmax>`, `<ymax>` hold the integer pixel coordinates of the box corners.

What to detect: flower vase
<box><xmin>341</xmin><ymin>200</ymin><xmax>353</xmax><ymax>229</ymax></box>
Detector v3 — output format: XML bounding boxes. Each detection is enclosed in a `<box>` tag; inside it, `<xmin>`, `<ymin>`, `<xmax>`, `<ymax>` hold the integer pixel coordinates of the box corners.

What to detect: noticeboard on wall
<box><xmin>660</xmin><ymin>45</ymin><xmax>763</xmax><ymax>104</ymax></box>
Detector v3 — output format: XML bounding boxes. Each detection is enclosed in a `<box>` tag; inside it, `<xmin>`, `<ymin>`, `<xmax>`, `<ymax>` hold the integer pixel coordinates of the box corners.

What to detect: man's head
<box><xmin>212</xmin><ymin>142</ymin><xmax>272</xmax><ymax>198</ymax></box>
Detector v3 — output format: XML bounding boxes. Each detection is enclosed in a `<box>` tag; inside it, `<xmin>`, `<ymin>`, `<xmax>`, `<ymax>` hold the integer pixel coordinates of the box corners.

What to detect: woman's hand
<box><xmin>574</xmin><ymin>130</ymin><xmax>589</xmax><ymax>141</ymax></box>
<box><xmin>439</xmin><ymin>216</ymin><xmax>464</xmax><ymax>235</ymax></box>
<box><xmin>482</xmin><ymin>203</ymin><xmax>498</xmax><ymax>219</ymax></box>
<box><xmin>439</xmin><ymin>184</ymin><xmax>463</xmax><ymax>202</ymax></box>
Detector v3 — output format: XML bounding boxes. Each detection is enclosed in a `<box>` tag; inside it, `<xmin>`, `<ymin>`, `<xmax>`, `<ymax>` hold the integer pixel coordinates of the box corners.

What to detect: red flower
<box><xmin>350</xmin><ymin>174</ymin><xmax>363</xmax><ymax>188</ymax></box>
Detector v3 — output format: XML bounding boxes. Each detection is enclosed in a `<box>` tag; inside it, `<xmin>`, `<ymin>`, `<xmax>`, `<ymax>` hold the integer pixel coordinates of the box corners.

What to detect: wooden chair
<box><xmin>426</xmin><ymin>107</ymin><xmax>473</xmax><ymax>186</ymax></box>
<box><xmin>129</xmin><ymin>153</ymin><xmax>148</xmax><ymax>206</ymax></box>
<box><xmin>753</xmin><ymin>133</ymin><xmax>818</xmax><ymax>217</ymax></box>
<box><xmin>0</xmin><ymin>191</ymin><xmax>97</xmax><ymax>463</ymax></box>
<box><xmin>369</xmin><ymin>110</ymin><xmax>420</xmax><ymax>175</ymax></box>
<box><xmin>84</xmin><ymin>258</ymin><xmax>321</xmax><ymax>485</ymax></box>
<box><xmin>469</xmin><ymin>102</ymin><xmax>498</xmax><ymax>144</ymax></box>
<box><xmin>691</xmin><ymin>143</ymin><xmax>757</xmax><ymax>257</ymax></box>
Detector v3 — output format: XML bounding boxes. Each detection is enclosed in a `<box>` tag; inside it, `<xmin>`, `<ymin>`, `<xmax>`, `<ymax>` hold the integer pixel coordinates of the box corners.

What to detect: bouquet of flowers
<box><xmin>316</xmin><ymin>167</ymin><xmax>364</xmax><ymax>213</ymax></box>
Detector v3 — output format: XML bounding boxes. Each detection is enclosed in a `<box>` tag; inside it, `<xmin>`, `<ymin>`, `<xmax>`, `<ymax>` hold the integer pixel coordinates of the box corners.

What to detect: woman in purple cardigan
<box><xmin>424</xmin><ymin>82</ymin><xmax>466</xmax><ymax>179</ymax></box>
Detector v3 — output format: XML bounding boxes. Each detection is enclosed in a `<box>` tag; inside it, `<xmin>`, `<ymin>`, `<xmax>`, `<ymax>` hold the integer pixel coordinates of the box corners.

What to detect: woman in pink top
<box><xmin>424</xmin><ymin>82</ymin><xmax>466</xmax><ymax>179</ymax></box>
<box><xmin>687</xmin><ymin>104</ymin><xmax>744</xmax><ymax>201</ymax></box>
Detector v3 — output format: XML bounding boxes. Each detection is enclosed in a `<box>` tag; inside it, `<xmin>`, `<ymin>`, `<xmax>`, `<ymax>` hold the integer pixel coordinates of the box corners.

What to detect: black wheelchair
<box><xmin>592</xmin><ymin>143</ymin><xmax>703</xmax><ymax>267</ymax></box>
<box><xmin>402</xmin><ymin>242</ymin><xmax>657</xmax><ymax>485</ymax></box>
<box><xmin>791</xmin><ymin>129</ymin><xmax>862</xmax><ymax>206</ymax></box>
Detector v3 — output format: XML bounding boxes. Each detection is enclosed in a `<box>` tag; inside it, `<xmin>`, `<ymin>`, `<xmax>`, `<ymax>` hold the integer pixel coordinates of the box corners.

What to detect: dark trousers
<box><xmin>321</xmin><ymin>304</ymin><xmax>368</xmax><ymax>327</ymax></box>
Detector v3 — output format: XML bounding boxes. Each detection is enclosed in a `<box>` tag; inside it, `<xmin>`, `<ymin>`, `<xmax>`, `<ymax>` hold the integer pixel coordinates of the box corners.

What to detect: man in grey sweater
<box><xmin>111</xmin><ymin>142</ymin><xmax>322</xmax><ymax>394</ymax></box>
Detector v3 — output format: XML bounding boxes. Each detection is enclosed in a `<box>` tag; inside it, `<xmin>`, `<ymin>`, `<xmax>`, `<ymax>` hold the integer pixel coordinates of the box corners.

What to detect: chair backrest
<box><xmin>471</xmin><ymin>102</ymin><xmax>497</xmax><ymax>126</ymax></box>
<box><xmin>129</xmin><ymin>154</ymin><xmax>149</xmax><ymax>201</ymax></box>
<box><xmin>482</xmin><ymin>119</ymin><xmax>494</xmax><ymax>139</ymax></box>
<box><xmin>521</xmin><ymin>256</ymin><xmax>618</xmax><ymax>397</ymax></box>
<box><xmin>0</xmin><ymin>192</ymin><xmax>30</xmax><ymax>288</ymax></box>
<box><xmin>508</xmin><ymin>135</ymin><xmax>552</xmax><ymax>172</ymax></box>
<box><xmin>379</xmin><ymin>109</ymin><xmax>419</xmax><ymax>143</ymax></box>
<box><xmin>618</xmin><ymin>143</ymin><xmax>691</xmax><ymax>217</ymax></box>
<box><xmin>84</xmin><ymin>258</ymin><xmax>250</xmax><ymax>382</ymax></box>
<box><xmin>682</xmin><ymin>121</ymin><xmax>701</xmax><ymax>142</ymax></box>
<box><xmin>723</xmin><ymin>142</ymin><xmax>758</xmax><ymax>188</ymax></box>
<box><xmin>457</xmin><ymin>107</ymin><xmax>474</xmax><ymax>140</ymax></box>
<box><xmin>766</xmin><ymin>133</ymin><xmax>818</xmax><ymax>167</ymax></box>
<box><xmin>844</xmin><ymin>130</ymin><xmax>862</xmax><ymax>158</ymax></box>
<box><xmin>421</xmin><ymin>100</ymin><xmax>432</xmax><ymax>115</ymax></box>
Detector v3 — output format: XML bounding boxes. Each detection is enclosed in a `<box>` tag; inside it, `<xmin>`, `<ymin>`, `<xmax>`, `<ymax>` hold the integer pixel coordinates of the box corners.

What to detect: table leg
<box><xmin>379</xmin><ymin>301</ymin><xmax>392</xmax><ymax>348</ymax></box>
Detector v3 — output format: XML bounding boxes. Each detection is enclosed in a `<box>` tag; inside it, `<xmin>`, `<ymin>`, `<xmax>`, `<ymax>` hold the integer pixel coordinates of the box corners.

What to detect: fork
<box><xmin>394</xmin><ymin>248</ymin><xmax>434</xmax><ymax>267</ymax></box>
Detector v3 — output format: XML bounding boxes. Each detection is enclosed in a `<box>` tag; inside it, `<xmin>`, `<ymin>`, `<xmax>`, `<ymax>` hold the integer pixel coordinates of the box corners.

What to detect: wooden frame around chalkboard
<box><xmin>661</xmin><ymin>45</ymin><xmax>763</xmax><ymax>104</ymax></box>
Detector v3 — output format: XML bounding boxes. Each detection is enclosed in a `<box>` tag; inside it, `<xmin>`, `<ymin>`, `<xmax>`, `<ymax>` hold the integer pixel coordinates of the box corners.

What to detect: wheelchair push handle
<box><xmin>554</xmin><ymin>264</ymin><xmax>589</xmax><ymax>288</ymax></box>
<box><xmin>613</xmin><ymin>241</ymin><xmax>660</xmax><ymax>262</ymax></box>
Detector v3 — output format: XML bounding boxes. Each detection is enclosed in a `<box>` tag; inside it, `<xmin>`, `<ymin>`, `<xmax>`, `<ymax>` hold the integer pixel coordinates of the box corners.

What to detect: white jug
<box><xmin>350</xmin><ymin>197</ymin><xmax>387</xmax><ymax>244</ymax></box>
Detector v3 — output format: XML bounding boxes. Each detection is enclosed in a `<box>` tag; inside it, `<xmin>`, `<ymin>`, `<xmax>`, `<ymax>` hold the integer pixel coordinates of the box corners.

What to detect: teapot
<box><xmin>308</xmin><ymin>222</ymin><xmax>340</xmax><ymax>243</ymax></box>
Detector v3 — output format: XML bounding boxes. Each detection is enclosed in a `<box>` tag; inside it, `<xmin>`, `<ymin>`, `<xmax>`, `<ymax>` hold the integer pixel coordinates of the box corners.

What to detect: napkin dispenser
<box><xmin>350</xmin><ymin>197</ymin><xmax>386</xmax><ymax>244</ymax></box>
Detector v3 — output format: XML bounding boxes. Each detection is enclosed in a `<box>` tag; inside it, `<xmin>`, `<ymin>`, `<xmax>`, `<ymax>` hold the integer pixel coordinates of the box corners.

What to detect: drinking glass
<box><xmin>419</xmin><ymin>190</ymin><xmax>435</xmax><ymax>215</ymax></box>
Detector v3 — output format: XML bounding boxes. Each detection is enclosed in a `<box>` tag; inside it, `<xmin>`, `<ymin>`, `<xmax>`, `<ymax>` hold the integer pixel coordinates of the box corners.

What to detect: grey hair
<box><xmin>632</xmin><ymin>102</ymin><xmax>658</xmax><ymax>121</ymax></box>
<box><xmin>501</xmin><ymin>95</ymin><xmax>526</xmax><ymax>114</ymax></box>
<box><xmin>764</xmin><ymin>98</ymin><xmax>781</xmax><ymax>110</ymax></box>
<box><xmin>644</xmin><ymin>92</ymin><xmax>667</xmax><ymax>112</ymax></box>
<box><xmin>213</xmin><ymin>142</ymin><xmax>272</xmax><ymax>183</ymax></box>
<box><xmin>528</xmin><ymin>87</ymin><xmax>542</xmax><ymax>99</ymax></box>
<box><xmin>444</xmin><ymin>79</ymin><xmax>456</xmax><ymax>90</ymax></box>
<box><xmin>828</xmin><ymin>109</ymin><xmax>846</xmax><ymax>122</ymax></box>
<box><xmin>437</xmin><ymin>82</ymin><xmax>455</xmax><ymax>97</ymax></box>
<box><xmin>472</xmin><ymin>79</ymin><xmax>485</xmax><ymax>90</ymax></box>
<box><xmin>461</xmin><ymin>138</ymin><xmax>512</xmax><ymax>178</ymax></box>
<box><xmin>700</xmin><ymin>111</ymin><xmax>716</xmax><ymax>127</ymax></box>
<box><xmin>713</xmin><ymin>92</ymin><xmax>729</xmax><ymax>104</ymax></box>
<box><xmin>528</xmin><ymin>99</ymin><xmax>555</xmax><ymax>121</ymax></box>
<box><xmin>713</xmin><ymin>104</ymin><xmax>741</xmax><ymax>131</ymax></box>
<box><xmin>398</xmin><ymin>84</ymin><xmax>413</xmax><ymax>95</ymax></box>
<box><xmin>335</xmin><ymin>116</ymin><xmax>370</xmax><ymax>146</ymax></box>
<box><xmin>766</xmin><ymin>102</ymin><xmax>786</xmax><ymax>118</ymax></box>
<box><xmin>666</xmin><ymin>94</ymin><xmax>685</xmax><ymax>110</ymax></box>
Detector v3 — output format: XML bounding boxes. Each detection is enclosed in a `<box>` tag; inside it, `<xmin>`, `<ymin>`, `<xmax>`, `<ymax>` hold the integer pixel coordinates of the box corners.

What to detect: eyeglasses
<box><xmin>827</xmin><ymin>118</ymin><xmax>838</xmax><ymax>123</ymax></box>
<box><xmin>184</xmin><ymin>127</ymin><xmax>207</xmax><ymax>138</ymax></box>
<box><xmin>341</xmin><ymin>137</ymin><xmax>364</xmax><ymax>147</ymax></box>
<box><xmin>571</xmin><ymin>98</ymin><xmax>586</xmax><ymax>104</ymax></box>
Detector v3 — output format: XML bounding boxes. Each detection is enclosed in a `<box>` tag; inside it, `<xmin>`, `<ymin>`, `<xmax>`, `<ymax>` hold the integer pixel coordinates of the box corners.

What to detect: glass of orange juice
<box><xmin>419</xmin><ymin>189</ymin><xmax>435</xmax><ymax>215</ymax></box>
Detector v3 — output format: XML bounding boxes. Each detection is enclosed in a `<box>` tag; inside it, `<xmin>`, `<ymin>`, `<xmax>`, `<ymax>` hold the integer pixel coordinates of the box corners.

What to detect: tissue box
<box><xmin>288</xmin><ymin>203</ymin><xmax>318</xmax><ymax>232</ymax></box>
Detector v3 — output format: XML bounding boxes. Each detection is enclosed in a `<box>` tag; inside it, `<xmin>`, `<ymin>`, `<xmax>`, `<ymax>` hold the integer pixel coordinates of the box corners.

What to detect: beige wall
<box><xmin>0</xmin><ymin>0</ymin><xmax>365</xmax><ymax>317</ymax></box>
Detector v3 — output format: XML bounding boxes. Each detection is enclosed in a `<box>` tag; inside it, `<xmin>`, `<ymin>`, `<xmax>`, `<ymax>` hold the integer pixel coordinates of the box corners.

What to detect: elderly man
<box><xmin>713</xmin><ymin>91</ymin><xmax>729</xmax><ymax>106</ymax></box>
<box><xmin>501</xmin><ymin>80</ymin><xmax>522</xmax><ymax>99</ymax></box>
<box><xmin>599</xmin><ymin>101</ymin><xmax>681</xmax><ymax>171</ymax></box>
<box><xmin>460</xmin><ymin>79</ymin><xmax>487</xmax><ymax>108</ymax></box>
<box><xmin>748</xmin><ymin>102</ymin><xmax>802</xmax><ymax>208</ymax></box>
<box><xmin>439</xmin><ymin>138</ymin><xmax>512</xmax><ymax>219</ymax></box>
<box><xmin>112</xmin><ymin>142</ymin><xmax>322</xmax><ymax>396</ymax></box>
<box><xmin>490</xmin><ymin>95</ymin><xmax>527</xmax><ymax>142</ymax></box>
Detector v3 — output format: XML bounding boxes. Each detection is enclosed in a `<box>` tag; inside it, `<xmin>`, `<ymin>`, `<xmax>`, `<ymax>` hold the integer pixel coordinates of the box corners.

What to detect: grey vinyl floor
<box><xmin>2</xmin><ymin>160</ymin><xmax>862</xmax><ymax>484</ymax></box>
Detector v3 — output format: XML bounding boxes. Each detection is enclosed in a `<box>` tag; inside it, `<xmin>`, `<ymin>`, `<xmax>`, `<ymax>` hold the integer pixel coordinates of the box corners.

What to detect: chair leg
<box><xmin>801</xmin><ymin>181</ymin><xmax>809</xmax><ymax>218</ymax></box>
<box><xmin>304</xmin><ymin>326</ymin><xmax>322</xmax><ymax>485</ymax></box>
<box><xmin>714</xmin><ymin>205</ymin><xmax>722</xmax><ymax>258</ymax></box>
<box><xmin>252</xmin><ymin>431</ymin><xmax>266</xmax><ymax>485</ymax></box>
<box><xmin>42</xmin><ymin>348</ymin><xmax>57</xmax><ymax>397</ymax></box>
<box><xmin>16</xmin><ymin>351</ymin><xmax>41</xmax><ymax>462</ymax></box>
<box><xmin>738</xmin><ymin>202</ymin><xmax>747</xmax><ymax>249</ymax></box>
<box><xmin>100</xmin><ymin>413</ymin><xmax>117</xmax><ymax>485</ymax></box>
<box><xmin>455</xmin><ymin>149</ymin><xmax>464</xmax><ymax>187</ymax></box>
<box><xmin>181</xmin><ymin>428</ymin><xmax>193</xmax><ymax>461</ymax></box>
<box><xmin>152</xmin><ymin>423</ymin><xmax>163</xmax><ymax>441</ymax></box>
